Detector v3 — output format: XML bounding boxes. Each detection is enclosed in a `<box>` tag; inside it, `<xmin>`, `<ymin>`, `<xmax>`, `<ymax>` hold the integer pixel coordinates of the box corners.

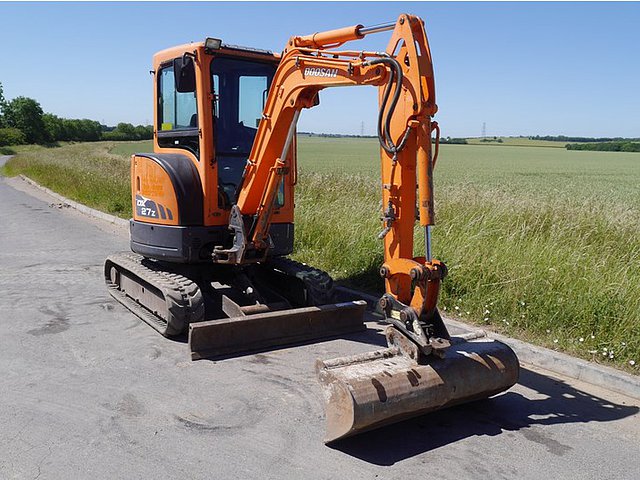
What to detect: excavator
<box><xmin>105</xmin><ymin>14</ymin><xmax>519</xmax><ymax>443</ymax></box>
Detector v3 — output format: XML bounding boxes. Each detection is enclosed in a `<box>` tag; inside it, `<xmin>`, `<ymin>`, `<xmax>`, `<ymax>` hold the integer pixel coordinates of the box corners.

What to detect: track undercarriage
<box><xmin>104</xmin><ymin>252</ymin><xmax>367</xmax><ymax>358</ymax></box>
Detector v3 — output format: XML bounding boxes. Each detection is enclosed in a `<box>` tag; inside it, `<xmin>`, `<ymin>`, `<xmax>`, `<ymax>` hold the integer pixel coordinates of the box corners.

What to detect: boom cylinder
<box><xmin>294</xmin><ymin>21</ymin><xmax>395</xmax><ymax>48</ymax></box>
<box><xmin>358</xmin><ymin>22</ymin><xmax>396</xmax><ymax>36</ymax></box>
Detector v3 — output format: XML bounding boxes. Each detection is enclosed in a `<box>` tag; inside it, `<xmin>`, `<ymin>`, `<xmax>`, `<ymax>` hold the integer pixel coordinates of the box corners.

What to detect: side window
<box><xmin>239</xmin><ymin>76</ymin><xmax>267</xmax><ymax>128</ymax></box>
<box><xmin>159</xmin><ymin>66</ymin><xmax>198</xmax><ymax>130</ymax></box>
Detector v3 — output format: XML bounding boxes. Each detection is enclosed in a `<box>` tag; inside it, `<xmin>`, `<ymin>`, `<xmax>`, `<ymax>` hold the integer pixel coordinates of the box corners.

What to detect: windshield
<box><xmin>211</xmin><ymin>57</ymin><xmax>276</xmax><ymax>207</ymax></box>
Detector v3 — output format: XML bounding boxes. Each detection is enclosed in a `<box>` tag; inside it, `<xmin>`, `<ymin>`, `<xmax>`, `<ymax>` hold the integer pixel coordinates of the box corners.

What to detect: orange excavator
<box><xmin>105</xmin><ymin>14</ymin><xmax>519</xmax><ymax>443</ymax></box>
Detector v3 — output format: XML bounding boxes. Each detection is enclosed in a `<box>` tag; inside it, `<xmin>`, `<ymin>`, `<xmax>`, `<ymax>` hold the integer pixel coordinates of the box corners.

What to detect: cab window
<box><xmin>157</xmin><ymin>62</ymin><xmax>199</xmax><ymax>155</ymax></box>
<box><xmin>211</xmin><ymin>57</ymin><xmax>279</xmax><ymax>207</ymax></box>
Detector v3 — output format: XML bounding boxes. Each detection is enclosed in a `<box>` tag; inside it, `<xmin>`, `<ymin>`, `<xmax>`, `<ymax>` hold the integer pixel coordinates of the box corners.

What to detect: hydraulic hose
<box><xmin>365</xmin><ymin>57</ymin><xmax>412</xmax><ymax>159</ymax></box>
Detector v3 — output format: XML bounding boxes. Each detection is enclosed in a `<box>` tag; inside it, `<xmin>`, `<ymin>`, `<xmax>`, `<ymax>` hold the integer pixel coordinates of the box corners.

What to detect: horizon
<box><xmin>1</xmin><ymin>2</ymin><xmax>639</xmax><ymax>138</ymax></box>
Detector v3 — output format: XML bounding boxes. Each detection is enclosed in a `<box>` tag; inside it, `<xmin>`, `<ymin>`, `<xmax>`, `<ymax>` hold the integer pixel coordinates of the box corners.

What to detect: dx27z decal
<box><xmin>135</xmin><ymin>194</ymin><xmax>174</xmax><ymax>221</ymax></box>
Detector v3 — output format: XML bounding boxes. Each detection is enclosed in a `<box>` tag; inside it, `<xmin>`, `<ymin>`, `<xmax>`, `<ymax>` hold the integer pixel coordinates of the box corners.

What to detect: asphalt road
<box><xmin>1</xmin><ymin>171</ymin><xmax>639</xmax><ymax>480</ymax></box>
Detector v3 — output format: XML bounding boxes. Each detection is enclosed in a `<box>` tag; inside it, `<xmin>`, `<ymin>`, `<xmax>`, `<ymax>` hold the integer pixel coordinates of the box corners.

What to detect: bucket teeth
<box><xmin>316</xmin><ymin>327</ymin><xmax>520</xmax><ymax>443</ymax></box>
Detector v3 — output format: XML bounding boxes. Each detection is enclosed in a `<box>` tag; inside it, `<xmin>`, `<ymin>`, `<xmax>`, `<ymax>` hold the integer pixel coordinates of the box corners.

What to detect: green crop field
<box><xmin>3</xmin><ymin>137</ymin><xmax>639</xmax><ymax>372</ymax></box>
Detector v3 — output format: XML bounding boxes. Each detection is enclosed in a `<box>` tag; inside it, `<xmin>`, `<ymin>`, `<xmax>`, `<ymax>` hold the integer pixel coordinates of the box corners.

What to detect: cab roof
<box><xmin>153</xmin><ymin>41</ymin><xmax>280</xmax><ymax>66</ymax></box>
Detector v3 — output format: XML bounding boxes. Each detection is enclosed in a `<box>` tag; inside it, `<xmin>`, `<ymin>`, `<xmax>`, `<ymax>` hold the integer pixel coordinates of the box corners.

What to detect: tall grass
<box><xmin>2</xmin><ymin>142</ymin><xmax>131</xmax><ymax>216</ymax></box>
<box><xmin>291</xmin><ymin>170</ymin><xmax>640</xmax><ymax>372</ymax></box>
<box><xmin>293</xmin><ymin>138</ymin><xmax>640</xmax><ymax>372</ymax></box>
<box><xmin>2</xmin><ymin>138</ymin><xmax>639</xmax><ymax>372</ymax></box>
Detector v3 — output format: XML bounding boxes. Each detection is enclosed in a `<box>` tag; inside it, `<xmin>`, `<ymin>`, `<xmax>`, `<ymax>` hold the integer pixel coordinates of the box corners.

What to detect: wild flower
<box><xmin>630</xmin><ymin>360</ymin><xmax>636</xmax><ymax>366</ymax></box>
<box><xmin>553</xmin><ymin>339</ymin><xmax>558</xmax><ymax>344</ymax></box>
<box><xmin>579</xmin><ymin>337</ymin><xmax>584</xmax><ymax>342</ymax></box>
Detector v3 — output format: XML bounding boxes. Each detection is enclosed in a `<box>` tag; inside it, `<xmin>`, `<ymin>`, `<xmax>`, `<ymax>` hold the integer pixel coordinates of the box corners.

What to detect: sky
<box><xmin>0</xmin><ymin>1</ymin><xmax>639</xmax><ymax>138</ymax></box>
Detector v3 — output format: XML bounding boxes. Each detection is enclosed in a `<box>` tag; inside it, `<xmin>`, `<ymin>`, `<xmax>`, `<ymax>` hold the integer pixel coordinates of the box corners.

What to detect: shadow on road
<box><xmin>330</xmin><ymin>367</ymin><xmax>639</xmax><ymax>465</ymax></box>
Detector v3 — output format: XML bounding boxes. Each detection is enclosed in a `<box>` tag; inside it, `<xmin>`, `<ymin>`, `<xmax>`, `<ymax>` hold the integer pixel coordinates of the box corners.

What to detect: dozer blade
<box><xmin>316</xmin><ymin>327</ymin><xmax>519</xmax><ymax>443</ymax></box>
<box><xmin>189</xmin><ymin>300</ymin><xmax>367</xmax><ymax>360</ymax></box>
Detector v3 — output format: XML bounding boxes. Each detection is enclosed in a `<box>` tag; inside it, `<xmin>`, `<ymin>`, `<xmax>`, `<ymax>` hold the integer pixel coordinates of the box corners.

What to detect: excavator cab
<box><xmin>127</xmin><ymin>43</ymin><xmax>293</xmax><ymax>263</ymax></box>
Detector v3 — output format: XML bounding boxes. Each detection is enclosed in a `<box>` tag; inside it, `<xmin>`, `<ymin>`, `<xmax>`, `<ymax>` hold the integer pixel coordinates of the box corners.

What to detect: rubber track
<box><xmin>105</xmin><ymin>252</ymin><xmax>204</xmax><ymax>337</ymax></box>
<box><xmin>267</xmin><ymin>257</ymin><xmax>335</xmax><ymax>306</ymax></box>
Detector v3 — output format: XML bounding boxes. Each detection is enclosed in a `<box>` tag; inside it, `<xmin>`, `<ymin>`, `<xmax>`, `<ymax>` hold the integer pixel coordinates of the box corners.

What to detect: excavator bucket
<box><xmin>316</xmin><ymin>327</ymin><xmax>519</xmax><ymax>443</ymax></box>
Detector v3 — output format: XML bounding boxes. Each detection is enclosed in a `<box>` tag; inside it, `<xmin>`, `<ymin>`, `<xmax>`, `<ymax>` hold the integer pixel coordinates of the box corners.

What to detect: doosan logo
<box><xmin>304</xmin><ymin>67</ymin><xmax>339</xmax><ymax>78</ymax></box>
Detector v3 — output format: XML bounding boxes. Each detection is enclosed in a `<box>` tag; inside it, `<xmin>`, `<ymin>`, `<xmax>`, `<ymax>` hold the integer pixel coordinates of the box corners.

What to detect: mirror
<box><xmin>174</xmin><ymin>54</ymin><xmax>196</xmax><ymax>93</ymax></box>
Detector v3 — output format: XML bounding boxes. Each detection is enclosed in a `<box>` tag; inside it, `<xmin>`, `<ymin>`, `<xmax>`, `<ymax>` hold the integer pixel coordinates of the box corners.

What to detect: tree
<box><xmin>116</xmin><ymin>122</ymin><xmax>135</xmax><ymax>137</ymax></box>
<box><xmin>0</xmin><ymin>128</ymin><xmax>26</xmax><ymax>146</ymax></box>
<box><xmin>62</xmin><ymin>118</ymin><xmax>80</xmax><ymax>141</ymax></box>
<box><xmin>3</xmin><ymin>96</ymin><xmax>48</xmax><ymax>144</ymax></box>
<box><xmin>134</xmin><ymin>124</ymin><xmax>153</xmax><ymax>140</ymax></box>
<box><xmin>43</xmin><ymin>113</ymin><xmax>64</xmax><ymax>142</ymax></box>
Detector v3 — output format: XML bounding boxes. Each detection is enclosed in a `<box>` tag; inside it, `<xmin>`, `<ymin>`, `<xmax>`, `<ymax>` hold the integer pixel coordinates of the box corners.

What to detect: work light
<box><xmin>205</xmin><ymin>37</ymin><xmax>222</xmax><ymax>52</ymax></box>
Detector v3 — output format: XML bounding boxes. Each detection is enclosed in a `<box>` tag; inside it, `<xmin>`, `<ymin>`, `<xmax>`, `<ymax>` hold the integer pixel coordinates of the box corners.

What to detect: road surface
<box><xmin>0</xmin><ymin>172</ymin><xmax>638</xmax><ymax>479</ymax></box>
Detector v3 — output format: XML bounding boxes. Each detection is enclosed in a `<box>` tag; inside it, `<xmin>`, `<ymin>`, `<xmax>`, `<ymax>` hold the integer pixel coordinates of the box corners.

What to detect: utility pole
<box><xmin>360</xmin><ymin>121</ymin><xmax>365</xmax><ymax>136</ymax></box>
<box><xmin>482</xmin><ymin>122</ymin><xmax>486</xmax><ymax>139</ymax></box>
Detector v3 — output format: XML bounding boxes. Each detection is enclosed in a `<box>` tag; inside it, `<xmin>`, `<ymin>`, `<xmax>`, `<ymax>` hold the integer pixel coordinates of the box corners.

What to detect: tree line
<box><xmin>0</xmin><ymin>82</ymin><xmax>152</xmax><ymax>147</ymax></box>
<box><xmin>566</xmin><ymin>141</ymin><xmax>640</xmax><ymax>152</ymax></box>
<box><xmin>529</xmin><ymin>134</ymin><xmax>639</xmax><ymax>143</ymax></box>
<box><xmin>440</xmin><ymin>137</ymin><xmax>468</xmax><ymax>144</ymax></box>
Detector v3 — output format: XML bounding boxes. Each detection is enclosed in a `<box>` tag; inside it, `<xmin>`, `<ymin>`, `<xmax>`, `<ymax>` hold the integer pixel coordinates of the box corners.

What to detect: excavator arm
<box><xmin>219</xmin><ymin>14</ymin><xmax>518</xmax><ymax>443</ymax></box>
<box><xmin>215</xmin><ymin>14</ymin><xmax>450</xmax><ymax>357</ymax></box>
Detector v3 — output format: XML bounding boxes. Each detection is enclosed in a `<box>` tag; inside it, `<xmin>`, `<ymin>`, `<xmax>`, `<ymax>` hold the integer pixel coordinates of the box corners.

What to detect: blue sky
<box><xmin>1</xmin><ymin>2</ymin><xmax>638</xmax><ymax>137</ymax></box>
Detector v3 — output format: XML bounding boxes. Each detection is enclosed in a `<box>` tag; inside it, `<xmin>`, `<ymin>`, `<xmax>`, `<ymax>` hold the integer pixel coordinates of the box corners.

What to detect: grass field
<box><xmin>3</xmin><ymin>137</ymin><xmax>639</xmax><ymax>372</ymax></box>
<box><xmin>3</xmin><ymin>142</ymin><xmax>131</xmax><ymax>215</ymax></box>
